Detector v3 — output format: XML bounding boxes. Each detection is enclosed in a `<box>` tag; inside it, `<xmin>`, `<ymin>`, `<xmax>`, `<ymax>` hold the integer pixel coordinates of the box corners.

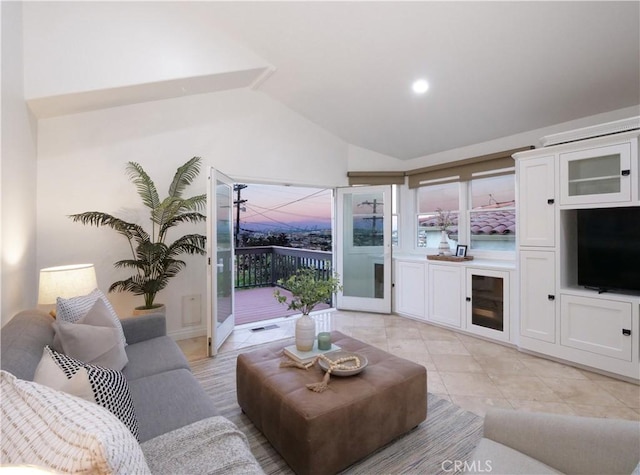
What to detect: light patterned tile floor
<box><xmin>177</xmin><ymin>310</ymin><xmax>640</xmax><ymax>420</ymax></box>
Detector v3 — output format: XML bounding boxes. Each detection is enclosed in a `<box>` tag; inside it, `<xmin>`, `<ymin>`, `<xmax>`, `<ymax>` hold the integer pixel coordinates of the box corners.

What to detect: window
<box><xmin>416</xmin><ymin>182</ymin><xmax>460</xmax><ymax>248</ymax></box>
<box><xmin>416</xmin><ymin>175</ymin><xmax>515</xmax><ymax>252</ymax></box>
<box><xmin>470</xmin><ymin>175</ymin><xmax>515</xmax><ymax>251</ymax></box>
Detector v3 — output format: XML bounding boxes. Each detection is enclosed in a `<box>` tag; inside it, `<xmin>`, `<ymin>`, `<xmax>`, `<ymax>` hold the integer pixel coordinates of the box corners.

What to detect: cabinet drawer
<box><xmin>560</xmin><ymin>295</ymin><xmax>633</xmax><ymax>361</ymax></box>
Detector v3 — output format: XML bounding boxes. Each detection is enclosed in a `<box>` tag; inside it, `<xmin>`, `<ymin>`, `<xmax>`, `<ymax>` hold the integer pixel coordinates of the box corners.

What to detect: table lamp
<box><xmin>38</xmin><ymin>264</ymin><xmax>98</xmax><ymax>316</ymax></box>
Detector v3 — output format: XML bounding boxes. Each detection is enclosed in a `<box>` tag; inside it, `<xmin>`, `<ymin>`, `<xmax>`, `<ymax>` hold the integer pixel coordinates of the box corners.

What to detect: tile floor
<box><xmin>177</xmin><ymin>310</ymin><xmax>640</xmax><ymax>420</ymax></box>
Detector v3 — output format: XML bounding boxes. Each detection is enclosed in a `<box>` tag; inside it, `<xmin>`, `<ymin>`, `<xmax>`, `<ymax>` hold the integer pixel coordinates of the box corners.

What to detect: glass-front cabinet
<box><xmin>560</xmin><ymin>142</ymin><xmax>632</xmax><ymax>205</ymax></box>
<box><xmin>465</xmin><ymin>268</ymin><xmax>510</xmax><ymax>341</ymax></box>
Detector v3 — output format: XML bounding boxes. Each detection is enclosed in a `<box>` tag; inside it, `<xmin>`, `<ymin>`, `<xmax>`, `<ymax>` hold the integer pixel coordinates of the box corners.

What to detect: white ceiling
<box><xmin>203</xmin><ymin>1</ymin><xmax>640</xmax><ymax>160</ymax></box>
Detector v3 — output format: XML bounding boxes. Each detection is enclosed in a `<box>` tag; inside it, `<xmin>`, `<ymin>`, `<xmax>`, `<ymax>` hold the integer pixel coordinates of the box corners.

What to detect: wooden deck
<box><xmin>234</xmin><ymin>286</ymin><xmax>330</xmax><ymax>326</ymax></box>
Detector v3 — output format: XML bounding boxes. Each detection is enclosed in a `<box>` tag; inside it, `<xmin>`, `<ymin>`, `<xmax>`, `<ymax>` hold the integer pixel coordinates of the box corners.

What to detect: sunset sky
<box><xmin>236</xmin><ymin>184</ymin><xmax>332</xmax><ymax>232</ymax></box>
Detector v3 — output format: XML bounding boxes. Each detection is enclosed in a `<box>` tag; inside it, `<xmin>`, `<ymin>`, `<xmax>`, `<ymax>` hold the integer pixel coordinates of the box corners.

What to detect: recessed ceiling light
<box><xmin>412</xmin><ymin>79</ymin><xmax>429</xmax><ymax>94</ymax></box>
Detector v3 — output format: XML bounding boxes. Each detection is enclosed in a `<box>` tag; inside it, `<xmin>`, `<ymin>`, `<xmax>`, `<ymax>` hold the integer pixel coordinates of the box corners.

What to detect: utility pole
<box><xmin>234</xmin><ymin>184</ymin><xmax>247</xmax><ymax>247</ymax></box>
<box><xmin>360</xmin><ymin>199</ymin><xmax>383</xmax><ymax>245</ymax></box>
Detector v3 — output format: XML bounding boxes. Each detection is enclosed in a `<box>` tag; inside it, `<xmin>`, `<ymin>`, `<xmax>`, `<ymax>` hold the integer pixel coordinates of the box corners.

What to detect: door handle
<box><xmin>465</xmin><ymin>297</ymin><xmax>471</xmax><ymax>302</ymax></box>
<box><xmin>547</xmin><ymin>199</ymin><xmax>555</xmax><ymax>205</ymax></box>
<box><xmin>622</xmin><ymin>329</ymin><xmax>631</xmax><ymax>336</ymax></box>
<box><xmin>548</xmin><ymin>294</ymin><xmax>555</xmax><ymax>301</ymax></box>
<box><xmin>621</xmin><ymin>170</ymin><xmax>630</xmax><ymax>176</ymax></box>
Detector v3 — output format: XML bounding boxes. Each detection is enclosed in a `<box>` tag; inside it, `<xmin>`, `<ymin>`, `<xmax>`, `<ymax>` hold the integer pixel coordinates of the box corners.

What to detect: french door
<box><xmin>207</xmin><ymin>168</ymin><xmax>235</xmax><ymax>356</ymax></box>
<box><xmin>336</xmin><ymin>185</ymin><xmax>392</xmax><ymax>313</ymax></box>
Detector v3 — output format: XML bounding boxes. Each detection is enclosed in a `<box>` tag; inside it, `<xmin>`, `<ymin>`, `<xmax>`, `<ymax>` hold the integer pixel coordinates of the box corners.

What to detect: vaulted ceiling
<box><xmin>24</xmin><ymin>2</ymin><xmax>640</xmax><ymax>161</ymax></box>
<box><xmin>204</xmin><ymin>1</ymin><xmax>640</xmax><ymax>160</ymax></box>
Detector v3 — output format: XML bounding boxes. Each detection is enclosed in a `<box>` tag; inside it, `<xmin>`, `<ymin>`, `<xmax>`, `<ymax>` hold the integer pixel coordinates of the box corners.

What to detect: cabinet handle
<box><xmin>622</xmin><ymin>329</ymin><xmax>631</xmax><ymax>336</ymax></box>
<box><xmin>547</xmin><ymin>199</ymin><xmax>555</xmax><ymax>205</ymax></box>
<box><xmin>465</xmin><ymin>297</ymin><xmax>471</xmax><ymax>302</ymax></box>
<box><xmin>547</xmin><ymin>294</ymin><xmax>555</xmax><ymax>301</ymax></box>
<box><xmin>621</xmin><ymin>170</ymin><xmax>630</xmax><ymax>176</ymax></box>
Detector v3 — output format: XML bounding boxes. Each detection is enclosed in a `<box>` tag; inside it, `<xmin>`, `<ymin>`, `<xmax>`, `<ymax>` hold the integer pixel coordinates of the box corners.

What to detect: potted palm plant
<box><xmin>70</xmin><ymin>157</ymin><xmax>207</xmax><ymax>314</ymax></box>
<box><xmin>274</xmin><ymin>267</ymin><xmax>342</xmax><ymax>351</ymax></box>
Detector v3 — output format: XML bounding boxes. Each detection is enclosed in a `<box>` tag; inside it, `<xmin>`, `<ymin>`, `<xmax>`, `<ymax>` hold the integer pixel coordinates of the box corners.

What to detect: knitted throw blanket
<box><xmin>140</xmin><ymin>415</ymin><xmax>265</xmax><ymax>475</ymax></box>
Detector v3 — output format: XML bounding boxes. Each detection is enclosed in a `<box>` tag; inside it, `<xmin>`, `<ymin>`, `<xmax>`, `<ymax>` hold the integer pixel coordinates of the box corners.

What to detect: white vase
<box><xmin>438</xmin><ymin>231</ymin><xmax>451</xmax><ymax>256</ymax></box>
<box><xmin>295</xmin><ymin>314</ymin><xmax>316</xmax><ymax>351</ymax></box>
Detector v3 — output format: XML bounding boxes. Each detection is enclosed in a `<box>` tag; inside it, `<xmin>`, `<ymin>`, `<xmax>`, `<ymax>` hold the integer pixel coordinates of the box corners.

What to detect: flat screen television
<box><xmin>577</xmin><ymin>206</ymin><xmax>640</xmax><ymax>293</ymax></box>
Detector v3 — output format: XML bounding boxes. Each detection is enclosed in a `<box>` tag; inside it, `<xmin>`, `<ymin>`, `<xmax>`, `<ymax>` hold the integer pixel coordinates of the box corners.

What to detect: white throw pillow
<box><xmin>53</xmin><ymin>298</ymin><xmax>128</xmax><ymax>370</ymax></box>
<box><xmin>0</xmin><ymin>370</ymin><xmax>150</xmax><ymax>474</ymax></box>
<box><xmin>34</xmin><ymin>346</ymin><xmax>139</xmax><ymax>440</ymax></box>
<box><xmin>56</xmin><ymin>288</ymin><xmax>127</xmax><ymax>346</ymax></box>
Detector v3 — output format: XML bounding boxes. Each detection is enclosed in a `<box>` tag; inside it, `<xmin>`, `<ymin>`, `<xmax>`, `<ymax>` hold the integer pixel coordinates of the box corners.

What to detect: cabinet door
<box><xmin>520</xmin><ymin>250</ymin><xmax>556</xmax><ymax>343</ymax></box>
<box><xmin>428</xmin><ymin>264</ymin><xmax>462</xmax><ymax>328</ymax></box>
<box><xmin>518</xmin><ymin>155</ymin><xmax>556</xmax><ymax>247</ymax></box>
<box><xmin>560</xmin><ymin>142</ymin><xmax>632</xmax><ymax>205</ymax></box>
<box><xmin>466</xmin><ymin>268</ymin><xmax>510</xmax><ymax>341</ymax></box>
<box><xmin>395</xmin><ymin>261</ymin><xmax>426</xmax><ymax>319</ymax></box>
<box><xmin>560</xmin><ymin>295</ymin><xmax>633</xmax><ymax>361</ymax></box>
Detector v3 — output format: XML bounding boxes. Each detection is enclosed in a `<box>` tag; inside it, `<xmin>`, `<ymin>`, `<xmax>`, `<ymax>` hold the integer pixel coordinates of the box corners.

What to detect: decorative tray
<box><xmin>427</xmin><ymin>255</ymin><xmax>474</xmax><ymax>262</ymax></box>
<box><xmin>318</xmin><ymin>351</ymin><xmax>368</xmax><ymax>377</ymax></box>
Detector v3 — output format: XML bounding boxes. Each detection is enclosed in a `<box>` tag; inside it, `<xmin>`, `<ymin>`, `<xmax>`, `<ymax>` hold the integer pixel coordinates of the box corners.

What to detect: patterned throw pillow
<box><xmin>56</xmin><ymin>288</ymin><xmax>127</xmax><ymax>346</ymax></box>
<box><xmin>34</xmin><ymin>346</ymin><xmax>139</xmax><ymax>440</ymax></box>
<box><xmin>0</xmin><ymin>370</ymin><xmax>150</xmax><ymax>474</ymax></box>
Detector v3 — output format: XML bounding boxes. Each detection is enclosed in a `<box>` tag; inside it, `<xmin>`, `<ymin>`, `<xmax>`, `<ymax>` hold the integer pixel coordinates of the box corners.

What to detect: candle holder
<box><xmin>317</xmin><ymin>332</ymin><xmax>332</xmax><ymax>351</ymax></box>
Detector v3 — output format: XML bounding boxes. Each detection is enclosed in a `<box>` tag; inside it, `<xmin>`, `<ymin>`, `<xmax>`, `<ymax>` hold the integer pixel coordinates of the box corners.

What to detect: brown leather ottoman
<box><xmin>236</xmin><ymin>331</ymin><xmax>427</xmax><ymax>475</ymax></box>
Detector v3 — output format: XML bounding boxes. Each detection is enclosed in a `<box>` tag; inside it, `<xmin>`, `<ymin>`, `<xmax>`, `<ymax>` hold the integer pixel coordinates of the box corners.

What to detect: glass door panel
<box><xmin>560</xmin><ymin>142</ymin><xmax>631</xmax><ymax>205</ymax></box>
<box><xmin>471</xmin><ymin>274</ymin><xmax>504</xmax><ymax>331</ymax></box>
<box><xmin>207</xmin><ymin>168</ymin><xmax>235</xmax><ymax>355</ymax></box>
<box><xmin>336</xmin><ymin>186</ymin><xmax>391</xmax><ymax>313</ymax></box>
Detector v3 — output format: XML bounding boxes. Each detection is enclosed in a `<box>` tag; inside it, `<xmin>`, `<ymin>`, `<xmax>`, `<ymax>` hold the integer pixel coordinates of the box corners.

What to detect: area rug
<box><xmin>190</xmin><ymin>340</ymin><xmax>484</xmax><ymax>475</ymax></box>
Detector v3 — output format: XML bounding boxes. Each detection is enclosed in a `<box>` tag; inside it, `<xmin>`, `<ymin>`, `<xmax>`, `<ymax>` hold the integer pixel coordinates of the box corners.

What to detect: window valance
<box><xmin>346</xmin><ymin>146</ymin><xmax>534</xmax><ymax>189</ymax></box>
<box><xmin>347</xmin><ymin>171</ymin><xmax>406</xmax><ymax>186</ymax></box>
<box><xmin>406</xmin><ymin>146</ymin><xmax>533</xmax><ymax>188</ymax></box>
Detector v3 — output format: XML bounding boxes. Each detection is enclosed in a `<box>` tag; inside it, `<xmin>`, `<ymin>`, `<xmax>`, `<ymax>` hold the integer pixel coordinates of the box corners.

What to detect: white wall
<box><xmin>22</xmin><ymin>2</ymin><xmax>270</xmax><ymax>101</ymax></box>
<box><xmin>348</xmin><ymin>106</ymin><xmax>640</xmax><ymax>172</ymax></box>
<box><xmin>1</xmin><ymin>1</ymin><xmax>39</xmax><ymax>325</ymax></box>
<box><xmin>36</xmin><ymin>88</ymin><xmax>348</xmax><ymax>337</ymax></box>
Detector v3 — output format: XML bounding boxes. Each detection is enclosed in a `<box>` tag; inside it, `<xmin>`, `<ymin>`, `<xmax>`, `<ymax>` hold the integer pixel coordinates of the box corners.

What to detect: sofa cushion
<box><xmin>56</xmin><ymin>288</ymin><xmax>127</xmax><ymax>346</ymax></box>
<box><xmin>0</xmin><ymin>370</ymin><xmax>150</xmax><ymax>474</ymax></box>
<box><xmin>0</xmin><ymin>310</ymin><xmax>54</xmax><ymax>380</ymax></box>
<box><xmin>122</xmin><ymin>336</ymin><xmax>190</xmax><ymax>381</ymax></box>
<box><xmin>128</xmin><ymin>368</ymin><xmax>219</xmax><ymax>442</ymax></box>
<box><xmin>53</xmin><ymin>298</ymin><xmax>128</xmax><ymax>370</ymax></box>
<box><xmin>34</xmin><ymin>346</ymin><xmax>139</xmax><ymax>439</ymax></box>
<box><xmin>141</xmin><ymin>416</ymin><xmax>264</xmax><ymax>475</ymax></box>
<box><xmin>465</xmin><ymin>438</ymin><xmax>561</xmax><ymax>475</ymax></box>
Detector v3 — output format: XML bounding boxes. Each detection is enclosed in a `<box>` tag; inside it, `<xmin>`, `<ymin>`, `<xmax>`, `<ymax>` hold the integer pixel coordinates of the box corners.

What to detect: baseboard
<box><xmin>169</xmin><ymin>325</ymin><xmax>206</xmax><ymax>341</ymax></box>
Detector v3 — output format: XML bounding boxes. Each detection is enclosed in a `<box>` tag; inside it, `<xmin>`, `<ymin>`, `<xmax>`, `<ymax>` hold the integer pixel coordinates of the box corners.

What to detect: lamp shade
<box><xmin>38</xmin><ymin>264</ymin><xmax>98</xmax><ymax>305</ymax></box>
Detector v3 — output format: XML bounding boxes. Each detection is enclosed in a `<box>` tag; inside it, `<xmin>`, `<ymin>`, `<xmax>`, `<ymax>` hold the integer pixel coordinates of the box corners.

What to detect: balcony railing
<box><xmin>235</xmin><ymin>246</ymin><xmax>333</xmax><ymax>289</ymax></box>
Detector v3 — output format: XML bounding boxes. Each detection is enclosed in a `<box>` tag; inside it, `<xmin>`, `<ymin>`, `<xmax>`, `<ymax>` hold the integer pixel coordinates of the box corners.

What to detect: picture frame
<box><xmin>455</xmin><ymin>245</ymin><xmax>468</xmax><ymax>258</ymax></box>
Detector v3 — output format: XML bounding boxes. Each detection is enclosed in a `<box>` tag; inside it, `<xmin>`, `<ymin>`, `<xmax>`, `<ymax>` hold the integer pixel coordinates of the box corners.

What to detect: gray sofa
<box><xmin>1</xmin><ymin>309</ymin><xmax>264</xmax><ymax>474</ymax></box>
<box><xmin>466</xmin><ymin>408</ymin><xmax>640</xmax><ymax>475</ymax></box>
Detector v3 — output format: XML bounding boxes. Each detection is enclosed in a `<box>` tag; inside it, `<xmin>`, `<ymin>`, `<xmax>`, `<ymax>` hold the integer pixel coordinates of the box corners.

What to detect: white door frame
<box><xmin>335</xmin><ymin>185</ymin><xmax>392</xmax><ymax>313</ymax></box>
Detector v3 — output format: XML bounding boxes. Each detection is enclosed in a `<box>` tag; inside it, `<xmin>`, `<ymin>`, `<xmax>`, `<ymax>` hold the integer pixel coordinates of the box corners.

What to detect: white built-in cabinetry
<box><xmin>428</xmin><ymin>264</ymin><xmax>463</xmax><ymax>328</ymax></box>
<box><xmin>514</xmin><ymin>124</ymin><xmax>640</xmax><ymax>380</ymax></box>
<box><xmin>394</xmin><ymin>258</ymin><xmax>514</xmax><ymax>343</ymax></box>
<box><xmin>394</xmin><ymin>259</ymin><xmax>426</xmax><ymax>319</ymax></box>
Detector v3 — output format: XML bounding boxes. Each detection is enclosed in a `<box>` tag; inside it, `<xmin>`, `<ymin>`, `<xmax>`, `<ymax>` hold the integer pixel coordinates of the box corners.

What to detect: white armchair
<box><xmin>465</xmin><ymin>408</ymin><xmax>640</xmax><ymax>475</ymax></box>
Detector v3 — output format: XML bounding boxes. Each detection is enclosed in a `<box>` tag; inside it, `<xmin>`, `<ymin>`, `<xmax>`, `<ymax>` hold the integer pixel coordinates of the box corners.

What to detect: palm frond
<box><xmin>168</xmin><ymin>157</ymin><xmax>201</xmax><ymax>199</ymax></box>
<box><xmin>160</xmin><ymin>212</ymin><xmax>206</xmax><ymax>235</ymax></box>
<box><xmin>69</xmin><ymin>212</ymin><xmax>139</xmax><ymax>240</ymax></box>
<box><xmin>167</xmin><ymin>234</ymin><xmax>207</xmax><ymax>257</ymax></box>
<box><xmin>126</xmin><ymin>162</ymin><xmax>160</xmax><ymax>211</ymax></box>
